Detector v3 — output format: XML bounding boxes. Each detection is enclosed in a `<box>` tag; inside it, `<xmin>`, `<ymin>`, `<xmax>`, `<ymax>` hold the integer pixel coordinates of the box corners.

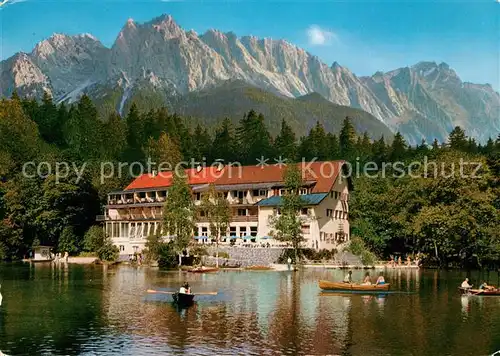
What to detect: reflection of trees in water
<box><xmin>0</xmin><ymin>263</ymin><xmax>105</xmax><ymax>355</ymax></box>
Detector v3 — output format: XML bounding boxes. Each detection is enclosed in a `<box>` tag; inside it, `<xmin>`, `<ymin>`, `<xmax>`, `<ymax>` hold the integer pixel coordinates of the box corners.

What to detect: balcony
<box><xmin>98</xmin><ymin>215</ymin><xmax>163</xmax><ymax>221</ymax></box>
<box><xmin>232</xmin><ymin>215</ymin><xmax>258</xmax><ymax>222</ymax></box>
<box><xmin>197</xmin><ymin>215</ymin><xmax>258</xmax><ymax>223</ymax></box>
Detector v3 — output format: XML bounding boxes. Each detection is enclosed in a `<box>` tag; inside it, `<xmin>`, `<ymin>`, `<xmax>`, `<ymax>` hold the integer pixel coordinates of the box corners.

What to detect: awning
<box><xmin>194</xmin><ymin>236</ymin><xmax>206</xmax><ymax>240</ymax></box>
<box><xmin>260</xmin><ymin>236</ymin><xmax>272</xmax><ymax>240</ymax></box>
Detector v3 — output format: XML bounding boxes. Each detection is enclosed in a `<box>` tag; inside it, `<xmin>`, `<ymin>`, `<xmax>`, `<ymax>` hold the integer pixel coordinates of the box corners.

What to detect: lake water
<box><xmin>0</xmin><ymin>263</ymin><xmax>499</xmax><ymax>356</ymax></box>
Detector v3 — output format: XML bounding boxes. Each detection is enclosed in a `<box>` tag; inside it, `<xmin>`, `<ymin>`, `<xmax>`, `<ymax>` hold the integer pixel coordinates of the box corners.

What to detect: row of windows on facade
<box><xmin>320</xmin><ymin>231</ymin><xmax>348</xmax><ymax>242</ymax></box>
<box><xmin>195</xmin><ymin>225</ymin><xmax>314</xmax><ymax>237</ymax></box>
<box><xmin>106</xmin><ymin>222</ymin><xmax>313</xmax><ymax>238</ymax></box>
<box><xmin>273</xmin><ymin>208</ymin><xmax>348</xmax><ymax>220</ymax></box>
<box><xmin>110</xmin><ymin>189</ymin><xmax>349</xmax><ymax>204</ymax></box>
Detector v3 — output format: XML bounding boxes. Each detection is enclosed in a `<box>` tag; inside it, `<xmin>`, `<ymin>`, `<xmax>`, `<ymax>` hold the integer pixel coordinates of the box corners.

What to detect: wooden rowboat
<box><xmin>319</xmin><ymin>280</ymin><xmax>390</xmax><ymax>292</ymax></box>
<box><xmin>188</xmin><ymin>267</ymin><xmax>219</xmax><ymax>273</ymax></box>
<box><xmin>459</xmin><ymin>287</ymin><xmax>500</xmax><ymax>296</ymax></box>
<box><xmin>172</xmin><ymin>292</ymin><xmax>195</xmax><ymax>305</ymax></box>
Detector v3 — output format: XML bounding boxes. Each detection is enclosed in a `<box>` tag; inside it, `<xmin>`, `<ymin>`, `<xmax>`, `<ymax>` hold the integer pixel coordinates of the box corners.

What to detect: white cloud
<box><xmin>306</xmin><ymin>25</ymin><xmax>337</xmax><ymax>46</ymax></box>
<box><xmin>0</xmin><ymin>0</ymin><xmax>27</xmax><ymax>8</ymax></box>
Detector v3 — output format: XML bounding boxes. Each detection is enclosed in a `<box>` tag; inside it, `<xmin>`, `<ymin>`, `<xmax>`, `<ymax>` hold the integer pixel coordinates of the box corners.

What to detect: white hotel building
<box><xmin>98</xmin><ymin>161</ymin><xmax>352</xmax><ymax>256</ymax></box>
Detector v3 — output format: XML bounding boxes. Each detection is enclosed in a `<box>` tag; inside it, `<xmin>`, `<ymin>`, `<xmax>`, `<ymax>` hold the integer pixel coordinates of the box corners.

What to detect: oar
<box><xmin>147</xmin><ymin>289</ymin><xmax>218</xmax><ymax>295</ymax></box>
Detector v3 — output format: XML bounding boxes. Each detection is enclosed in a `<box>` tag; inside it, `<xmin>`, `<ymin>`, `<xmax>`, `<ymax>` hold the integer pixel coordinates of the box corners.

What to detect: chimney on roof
<box><xmin>152</xmin><ymin>170</ymin><xmax>157</xmax><ymax>177</ymax></box>
<box><xmin>196</xmin><ymin>165</ymin><xmax>202</xmax><ymax>173</ymax></box>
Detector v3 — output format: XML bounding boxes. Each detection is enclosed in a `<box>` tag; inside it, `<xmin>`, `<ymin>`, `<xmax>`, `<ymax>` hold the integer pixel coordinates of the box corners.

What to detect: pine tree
<box><xmin>483</xmin><ymin>137</ymin><xmax>495</xmax><ymax>154</ymax></box>
<box><xmin>39</xmin><ymin>92</ymin><xmax>62</xmax><ymax>145</ymax></box>
<box><xmin>416</xmin><ymin>139</ymin><xmax>429</xmax><ymax>156</ymax></box>
<box><xmin>10</xmin><ymin>91</ymin><xmax>20</xmax><ymax>101</ymax></box>
<box><xmin>211</xmin><ymin>118</ymin><xmax>238</xmax><ymax>163</ymax></box>
<box><xmin>124</xmin><ymin>103</ymin><xmax>144</xmax><ymax>162</ymax></box>
<box><xmin>274</xmin><ymin>119</ymin><xmax>297</xmax><ymax>161</ymax></box>
<box><xmin>192</xmin><ymin>124</ymin><xmax>212</xmax><ymax>163</ymax></box>
<box><xmin>145</xmin><ymin>133</ymin><xmax>183</xmax><ymax>171</ymax></box>
<box><xmin>103</xmin><ymin>112</ymin><xmax>127</xmax><ymax>160</ymax></box>
<box><xmin>55</xmin><ymin>103</ymin><xmax>69</xmax><ymax>147</ymax></box>
<box><xmin>389</xmin><ymin>132</ymin><xmax>407</xmax><ymax>162</ymax></box>
<box><xmin>63</xmin><ymin>94</ymin><xmax>104</xmax><ymax>160</ymax></box>
<box><xmin>309</xmin><ymin>121</ymin><xmax>329</xmax><ymax>160</ymax></box>
<box><xmin>432</xmin><ymin>139</ymin><xmax>440</xmax><ymax>151</ymax></box>
<box><xmin>236</xmin><ymin>110</ymin><xmax>273</xmax><ymax>164</ymax></box>
<box><xmin>326</xmin><ymin>133</ymin><xmax>340</xmax><ymax>160</ymax></box>
<box><xmin>339</xmin><ymin>117</ymin><xmax>357</xmax><ymax>160</ymax></box>
<box><xmin>467</xmin><ymin>137</ymin><xmax>478</xmax><ymax>153</ymax></box>
<box><xmin>448</xmin><ymin>126</ymin><xmax>468</xmax><ymax>151</ymax></box>
<box><xmin>371</xmin><ymin>136</ymin><xmax>387</xmax><ymax>165</ymax></box>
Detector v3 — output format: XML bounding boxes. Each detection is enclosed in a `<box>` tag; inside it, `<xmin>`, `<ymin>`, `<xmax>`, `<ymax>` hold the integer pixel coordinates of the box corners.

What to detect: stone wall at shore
<box><xmin>202</xmin><ymin>247</ymin><xmax>286</xmax><ymax>267</ymax></box>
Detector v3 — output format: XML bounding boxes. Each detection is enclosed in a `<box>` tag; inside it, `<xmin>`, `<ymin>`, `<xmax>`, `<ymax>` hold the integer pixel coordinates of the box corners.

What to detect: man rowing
<box><xmin>179</xmin><ymin>282</ymin><xmax>191</xmax><ymax>294</ymax></box>
<box><xmin>461</xmin><ymin>278</ymin><xmax>473</xmax><ymax>289</ymax></box>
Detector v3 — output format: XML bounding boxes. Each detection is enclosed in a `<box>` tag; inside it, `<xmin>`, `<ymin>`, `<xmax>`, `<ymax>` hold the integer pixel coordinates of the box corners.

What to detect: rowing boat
<box><xmin>172</xmin><ymin>292</ymin><xmax>195</xmax><ymax>305</ymax></box>
<box><xmin>188</xmin><ymin>267</ymin><xmax>219</xmax><ymax>273</ymax></box>
<box><xmin>319</xmin><ymin>280</ymin><xmax>390</xmax><ymax>292</ymax></box>
<box><xmin>459</xmin><ymin>287</ymin><xmax>500</xmax><ymax>296</ymax></box>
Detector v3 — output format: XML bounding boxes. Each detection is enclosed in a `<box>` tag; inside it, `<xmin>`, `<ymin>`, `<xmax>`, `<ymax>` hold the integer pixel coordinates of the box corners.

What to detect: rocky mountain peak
<box><xmin>1</xmin><ymin>13</ymin><xmax>498</xmax><ymax>145</ymax></box>
<box><xmin>149</xmin><ymin>14</ymin><xmax>183</xmax><ymax>39</ymax></box>
<box><xmin>1</xmin><ymin>53</ymin><xmax>52</xmax><ymax>98</ymax></box>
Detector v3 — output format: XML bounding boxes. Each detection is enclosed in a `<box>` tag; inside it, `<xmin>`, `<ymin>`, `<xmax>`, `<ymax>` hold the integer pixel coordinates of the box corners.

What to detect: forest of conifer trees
<box><xmin>0</xmin><ymin>92</ymin><xmax>499</xmax><ymax>267</ymax></box>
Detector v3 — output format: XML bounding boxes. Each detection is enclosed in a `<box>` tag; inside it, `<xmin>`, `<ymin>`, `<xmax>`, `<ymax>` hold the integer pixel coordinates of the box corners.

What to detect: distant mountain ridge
<box><xmin>1</xmin><ymin>14</ymin><xmax>499</xmax><ymax>144</ymax></box>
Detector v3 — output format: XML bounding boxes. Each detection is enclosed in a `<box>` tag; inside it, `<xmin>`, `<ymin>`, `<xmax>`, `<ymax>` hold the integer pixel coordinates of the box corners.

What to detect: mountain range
<box><xmin>1</xmin><ymin>14</ymin><xmax>499</xmax><ymax>144</ymax></box>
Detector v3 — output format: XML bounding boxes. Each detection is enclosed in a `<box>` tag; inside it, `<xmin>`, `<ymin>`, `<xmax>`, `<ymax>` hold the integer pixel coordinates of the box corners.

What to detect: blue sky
<box><xmin>1</xmin><ymin>0</ymin><xmax>499</xmax><ymax>89</ymax></box>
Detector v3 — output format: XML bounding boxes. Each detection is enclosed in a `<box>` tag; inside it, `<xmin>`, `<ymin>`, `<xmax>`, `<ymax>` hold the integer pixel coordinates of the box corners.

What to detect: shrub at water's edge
<box><xmin>344</xmin><ymin>236</ymin><xmax>377</xmax><ymax>266</ymax></box>
<box><xmin>83</xmin><ymin>226</ymin><xmax>118</xmax><ymax>262</ymax></box>
<box><xmin>144</xmin><ymin>234</ymin><xmax>178</xmax><ymax>269</ymax></box>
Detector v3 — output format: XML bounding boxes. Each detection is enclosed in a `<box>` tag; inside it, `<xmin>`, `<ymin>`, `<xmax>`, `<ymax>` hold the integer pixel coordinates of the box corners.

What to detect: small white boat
<box><xmin>0</xmin><ymin>284</ymin><xmax>2</xmax><ymax>306</ymax></box>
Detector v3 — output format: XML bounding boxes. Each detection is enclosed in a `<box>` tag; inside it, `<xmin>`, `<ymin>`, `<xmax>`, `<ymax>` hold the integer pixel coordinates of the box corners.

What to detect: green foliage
<box><xmin>350</xmin><ymin>150</ymin><xmax>500</xmax><ymax>267</ymax></box>
<box><xmin>163</xmin><ymin>172</ymin><xmax>197</xmax><ymax>264</ymax></box>
<box><xmin>83</xmin><ymin>226</ymin><xmax>105</xmax><ymax>252</ymax></box>
<box><xmin>1</xmin><ymin>92</ymin><xmax>499</xmax><ymax>267</ymax></box>
<box><xmin>145</xmin><ymin>235</ymin><xmax>178</xmax><ymax>268</ymax></box>
<box><xmin>82</xmin><ymin>225</ymin><xmax>117</xmax><ymax>261</ymax></box>
<box><xmin>274</xmin><ymin>119</ymin><xmax>297</xmax><ymax>161</ymax></box>
<box><xmin>199</xmin><ymin>184</ymin><xmax>231</xmax><ymax>267</ymax></box>
<box><xmin>58</xmin><ymin>226</ymin><xmax>78</xmax><ymax>254</ymax></box>
<box><xmin>157</xmin><ymin>241</ymin><xmax>178</xmax><ymax>269</ymax></box>
<box><xmin>339</xmin><ymin>117</ymin><xmax>357</xmax><ymax>160</ymax></box>
<box><xmin>270</xmin><ymin>165</ymin><xmax>306</xmax><ymax>263</ymax></box>
<box><xmin>190</xmin><ymin>245</ymin><xmax>209</xmax><ymax>256</ymax></box>
<box><xmin>97</xmin><ymin>236</ymin><xmax>119</xmax><ymax>262</ymax></box>
<box><xmin>215</xmin><ymin>251</ymin><xmax>230</xmax><ymax>259</ymax></box>
<box><xmin>78</xmin><ymin>251</ymin><xmax>97</xmax><ymax>257</ymax></box>
<box><xmin>236</xmin><ymin>110</ymin><xmax>273</xmax><ymax>164</ymax></box>
<box><xmin>344</xmin><ymin>236</ymin><xmax>377</xmax><ymax>266</ymax></box>
<box><xmin>168</xmin><ymin>81</ymin><xmax>393</xmax><ymax>141</ymax></box>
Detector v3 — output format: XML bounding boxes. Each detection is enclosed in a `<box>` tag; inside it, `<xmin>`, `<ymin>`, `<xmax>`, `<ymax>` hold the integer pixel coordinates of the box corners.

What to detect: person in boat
<box><xmin>362</xmin><ymin>272</ymin><xmax>372</xmax><ymax>285</ymax></box>
<box><xmin>461</xmin><ymin>278</ymin><xmax>472</xmax><ymax>289</ymax></box>
<box><xmin>179</xmin><ymin>282</ymin><xmax>191</xmax><ymax>294</ymax></box>
<box><xmin>375</xmin><ymin>273</ymin><xmax>386</xmax><ymax>285</ymax></box>
<box><xmin>343</xmin><ymin>271</ymin><xmax>353</xmax><ymax>283</ymax></box>
<box><xmin>479</xmin><ymin>281</ymin><xmax>496</xmax><ymax>291</ymax></box>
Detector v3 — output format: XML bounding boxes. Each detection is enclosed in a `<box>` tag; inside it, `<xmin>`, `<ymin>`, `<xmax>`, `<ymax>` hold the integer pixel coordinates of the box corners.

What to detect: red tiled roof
<box><xmin>125</xmin><ymin>167</ymin><xmax>224</xmax><ymax>190</ymax></box>
<box><xmin>124</xmin><ymin>161</ymin><xmax>346</xmax><ymax>193</ymax></box>
<box><xmin>213</xmin><ymin>161</ymin><xmax>345</xmax><ymax>193</ymax></box>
